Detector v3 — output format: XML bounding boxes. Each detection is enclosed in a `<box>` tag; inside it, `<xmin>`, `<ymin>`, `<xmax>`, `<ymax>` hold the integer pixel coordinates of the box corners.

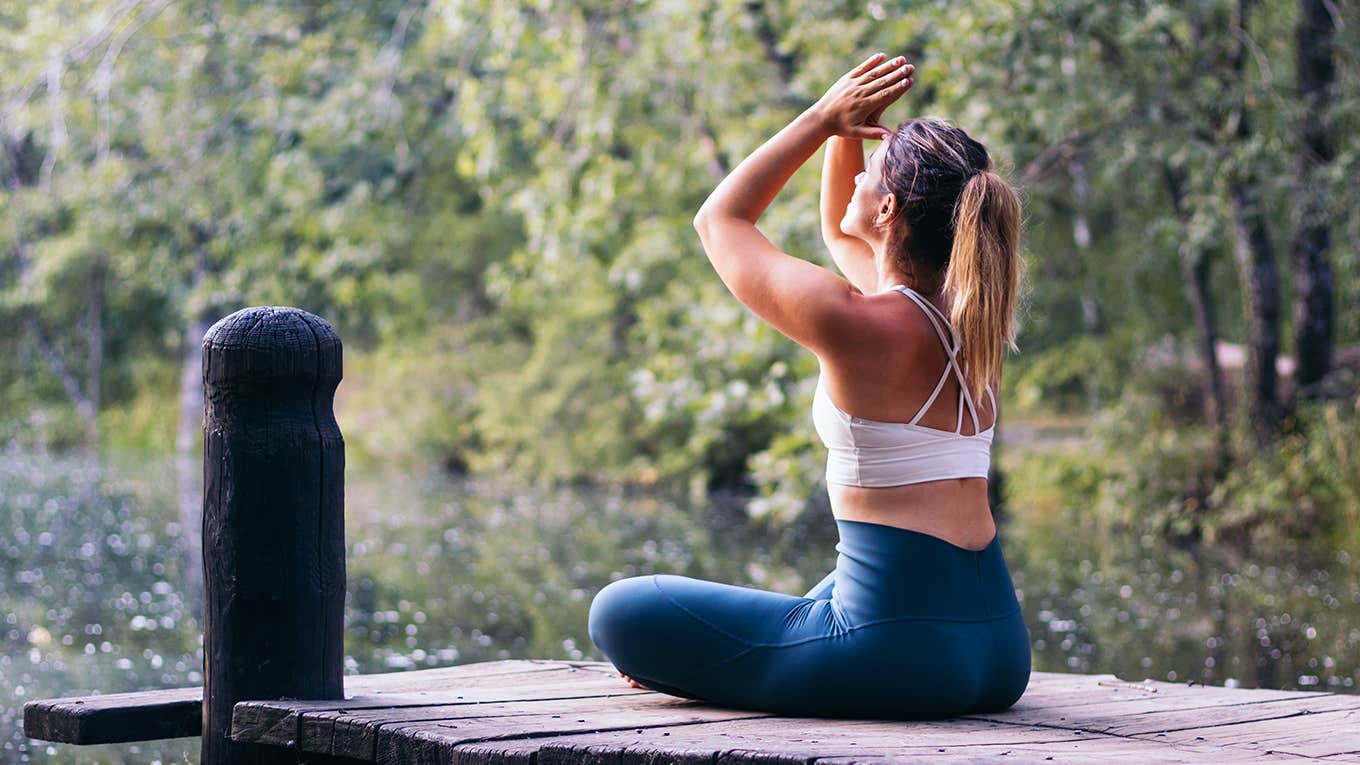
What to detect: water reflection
<box><xmin>1008</xmin><ymin>516</ymin><xmax>1360</xmax><ymax>691</ymax></box>
<box><xmin>3</xmin><ymin>452</ymin><xmax>1357</xmax><ymax>763</ymax></box>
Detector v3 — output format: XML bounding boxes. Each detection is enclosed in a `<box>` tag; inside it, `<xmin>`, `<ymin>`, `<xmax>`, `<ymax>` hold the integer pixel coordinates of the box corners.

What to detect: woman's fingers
<box><xmin>871</xmin><ymin>76</ymin><xmax>913</xmax><ymax>111</ymax></box>
<box><xmin>864</xmin><ymin>63</ymin><xmax>914</xmax><ymax>93</ymax></box>
<box><xmin>863</xmin><ymin>74</ymin><xmax>912</xmax><ymax>108</ymax></box>
<box><xmin>871</xmin><ymin>75</ymin><xmax>913</xmax><ymax>104</ymax></box>
<box><xmin>821</xmin><ymin>54</ymin><xmax>914</xmax><ymax>139</ymax></box>
<box><xmin>850</xmin><ymin>51</ymin><xmax>886</xmax><ymax>77</ymax></box>
<box><xmin>857</xmin><ymin>56</ymin><xmax>909</xmax><ymax>84</ymax></box>
<box><xmin>849</xmin><ymin>126</ymin><xmax>881</xmax><ymax>141</ymax></box>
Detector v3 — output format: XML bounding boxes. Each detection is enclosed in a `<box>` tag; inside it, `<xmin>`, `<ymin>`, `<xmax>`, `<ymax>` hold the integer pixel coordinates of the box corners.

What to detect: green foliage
<box><xmin>95</xmin><ymin>359</ymin><xmax>180</xmax><ymax>455</ymax></box>
<box><xmin>1001</xmin><ymin>444</ymin><xmax>1110</xmax><ymax>525</ymax></box>
<box><xmin>1008</xmin><ymin>328</ymin><xmax>1142</xmax><ymax>415</ymax></box>
<box><xmin>746</xmin><ymin>425</ymin><xmax>824</xmax><ymax>524</ymax></box>
<box><xmin>340</xmin><ymin>324</ymin><xmax>488</xmax><ymax>474</ymax></box>
<box><xmin>1208</xmin><ymin>398</ymin><xmax>1360</xmax><ymax>547</ymax></box>
<box><xmin>1004</xmin><ymin>373</ymin><xmax>1360</xmax><ymax>549</ymax></box>
<box><xmin>2</xmin><ymin>0</ymin><xmax>1358</xmax><ymax>535</ymax></box>
<box><xmin>1083</xmin><ymin>382</ymin><xmax>1228</xmax><ymax>540</ymax></box>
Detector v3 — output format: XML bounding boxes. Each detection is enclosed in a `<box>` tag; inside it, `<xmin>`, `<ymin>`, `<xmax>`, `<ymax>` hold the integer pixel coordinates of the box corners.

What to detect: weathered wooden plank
<box><xmin>316</xmin><ymin>693</ymin><xmax>766</xmax><ymax>761</ymax></box>
<box><xmin>453</xmin><ymin>738</ymin><xmax>708</xmax><ymax>765</ymax></box>
<box><xmin>1144</xmin><ymin>706</ymin><xmax>1360</xmax><ymax>758</ymax></box>
<box><xmin>996</xmin><ymin>674</ymin><xmax>1318</xmax><ymax>713</ymax></box>
<box><xmin>369</xmin><ymin>689</ymin><xmax>1351</xmax><ymax>764</ymax></box>
<box><xmin>438</xmin><ymin>740</ymin><xmax>544</xmax><ymax>765</ymax></box>
<box><xmin>811</xmin><ymin>741</ymin><xmax>1314</xmax><ymax>763</ymax></box>
<box><xmin>1070</xmin><ymin>692</ymin><xmax>1360</xmax><ymax>737</ymax></box>
<box><xmin>22</xmin><ymin>685</ymin><xmax>202</xmax><ymax>745</ymax></box>
<box><xmin>970</xmin><ymin>682</ymin><xmax>1345</xmax><ymax>730</ymax></box>
<box><xmin>233</xmin><ymin>666</ymin><xmax>650</xmax><ymax>749</ymax></box>
<box><xmin>495</xmin><ymin>719</ymin><xmax>1327</xmax><ymax>765</ymax></box>
<box><xmin>395</xmin><ymin>717</ymin><xmax>1107</xmax><ymax>765</ymax></box>
<box><xmin>405</xmin><ymin>718</ymin><xmax>1096</xmax><ymax>765</ymax></box>
<box><xmin>22</xmin><ymin>659</ymin><xmax>574</xmax><ymax>745</ymax></box>
<box><xmin>372</xmin><ymin>702</ymin><xmax>779</xmax><ymax>765</ymax></box>
<box><xmin>307</xmin><ymin>682</ymin><xmax>660</xmax><ymax>759</ymax></box>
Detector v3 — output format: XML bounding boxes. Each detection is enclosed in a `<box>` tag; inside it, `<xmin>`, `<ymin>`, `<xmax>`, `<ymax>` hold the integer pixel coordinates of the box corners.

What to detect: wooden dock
<box><xmin>229</xmin><ymin>660</ymin><xmax>1360</xmax><ymax>763</ymax></box>
<box><xmin>28</xmin><ymin>658</ymin><xmax>1360</xmax><ymax>763</ymax></box>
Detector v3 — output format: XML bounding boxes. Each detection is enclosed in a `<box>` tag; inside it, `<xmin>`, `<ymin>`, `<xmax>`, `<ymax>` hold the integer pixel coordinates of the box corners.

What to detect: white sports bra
<box><xmin>812</xmin><ymin>284</ymin><xmax>996</xmax><ymax>488</ymax></box>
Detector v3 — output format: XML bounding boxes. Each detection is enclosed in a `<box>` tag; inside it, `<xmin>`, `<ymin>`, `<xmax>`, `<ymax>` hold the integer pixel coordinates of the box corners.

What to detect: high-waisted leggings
<box><xmin>587</xmin><ymin>518</ymin><xmax>1031</xmax><ymax>719</ymax></box>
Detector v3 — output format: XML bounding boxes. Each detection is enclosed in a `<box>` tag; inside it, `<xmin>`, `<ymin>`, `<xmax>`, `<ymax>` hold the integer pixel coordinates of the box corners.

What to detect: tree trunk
<box><xmin>1163</xmin><ymin>164</ymin><xmax>1230</xmax><ymax>472</ymax></box>
<box><xmin>1228</xmin><ymin>182</ymin><xmax>1283</xmax><ymax>448</ymax></box>
<box><xmin>1225</xmin><ymin>0</ymin><xmax>1282</xmax><ymax>448</ymax></box>
<box><xmin>1290</xmin><ymin>0</ymin><xmax>1336</xmax><ymax>398</ymax></box>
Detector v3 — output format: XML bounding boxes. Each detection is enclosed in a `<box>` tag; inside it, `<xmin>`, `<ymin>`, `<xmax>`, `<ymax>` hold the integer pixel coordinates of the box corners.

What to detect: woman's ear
<box><xmin>873</xmin><ymin>192</ymin><xmax>898</xmax><ymax>229</ymax></box>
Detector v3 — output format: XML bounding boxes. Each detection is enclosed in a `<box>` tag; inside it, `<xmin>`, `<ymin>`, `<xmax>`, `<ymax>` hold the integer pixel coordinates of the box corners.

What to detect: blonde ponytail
<box><xmin>944</xmin><ymin>170</ymin><xmax>1024</xmax><ymax>407</ymax></box>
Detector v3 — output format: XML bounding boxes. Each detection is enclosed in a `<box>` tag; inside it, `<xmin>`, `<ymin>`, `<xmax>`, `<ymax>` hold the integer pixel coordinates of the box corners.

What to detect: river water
<box><xmin>3</xmin><ymin>450</ymin><xmax>1357</xmax><ymax>763</ymax></box>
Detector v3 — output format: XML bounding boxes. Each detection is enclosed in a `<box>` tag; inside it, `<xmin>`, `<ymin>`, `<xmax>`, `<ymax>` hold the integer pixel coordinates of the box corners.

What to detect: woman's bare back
<box><xmin>818</xmin><ymin>288</ymin><xmax>999</xmax><ymax>551</ymax></box>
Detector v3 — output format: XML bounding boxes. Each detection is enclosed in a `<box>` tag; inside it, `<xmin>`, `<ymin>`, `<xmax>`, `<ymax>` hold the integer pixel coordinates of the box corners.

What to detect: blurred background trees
<box><xmin>4</xmin><ymin>9</ymin><xmax>1360</xmax><ymax>757</ymax></box>
<box><xmin>2</xmin><ymin>0</ymin><xmax>1357</xmax><ymax>545</ymax></box>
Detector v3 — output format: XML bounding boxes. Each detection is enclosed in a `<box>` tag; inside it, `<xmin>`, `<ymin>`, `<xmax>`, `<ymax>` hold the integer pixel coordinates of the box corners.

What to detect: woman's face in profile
<box><xmin>841</xmin><ymin>143</ymin><xmax>892</xmax><ymax>244</ymax></box>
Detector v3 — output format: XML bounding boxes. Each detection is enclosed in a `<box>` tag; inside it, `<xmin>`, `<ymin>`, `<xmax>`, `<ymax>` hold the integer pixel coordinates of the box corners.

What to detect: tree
<box><xmin>1290</xmin><ymin>0</ymin><xmax>1338</xmax><ymax>398</ymax></box>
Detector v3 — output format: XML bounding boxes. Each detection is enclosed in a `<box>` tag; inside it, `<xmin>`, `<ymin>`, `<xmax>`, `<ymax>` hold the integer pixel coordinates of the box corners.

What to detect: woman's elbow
<box><xmin>693</xmin><ymin>204</ymin><xmax>724</xmax><ymax>232</ymax></box>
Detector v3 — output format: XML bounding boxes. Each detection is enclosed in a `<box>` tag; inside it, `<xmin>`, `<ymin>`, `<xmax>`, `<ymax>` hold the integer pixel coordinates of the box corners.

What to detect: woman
<box><xmin>587</xmin><ymin>52</ymin><xmax>1030</xmax><ymax>720</ymax></box>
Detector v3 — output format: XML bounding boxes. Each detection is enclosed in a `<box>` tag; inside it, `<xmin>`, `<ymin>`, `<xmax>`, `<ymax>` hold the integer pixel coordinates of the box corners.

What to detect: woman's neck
<box><xmin>877</xmin><ymin>267</ymin><xmax>944</xmax><ymax>297</ymax></box>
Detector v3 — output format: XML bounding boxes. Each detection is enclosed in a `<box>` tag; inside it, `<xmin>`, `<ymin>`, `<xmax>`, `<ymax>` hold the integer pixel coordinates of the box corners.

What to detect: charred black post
<box><xmin>201</xmin><ymin>306</ymin><xmax>345</xmax><ymax>765</ymax></box>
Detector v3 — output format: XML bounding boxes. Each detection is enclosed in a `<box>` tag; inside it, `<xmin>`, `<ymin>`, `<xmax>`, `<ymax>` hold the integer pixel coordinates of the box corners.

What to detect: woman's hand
<box><xmin>813</xmin><ymin>53</ymin><xmax>915</xmax><ymax>141</ymax></box>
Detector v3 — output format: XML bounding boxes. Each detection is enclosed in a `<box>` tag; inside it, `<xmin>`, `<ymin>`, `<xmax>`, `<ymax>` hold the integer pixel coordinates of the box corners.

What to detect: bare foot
<box><xmin>618</xmin><ymin>670</ymin><xmax>646</xmax><ymax>689</ymax></box>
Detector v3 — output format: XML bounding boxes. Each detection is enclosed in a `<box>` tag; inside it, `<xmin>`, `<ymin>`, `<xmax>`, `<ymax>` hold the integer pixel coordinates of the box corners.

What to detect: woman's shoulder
<box><xmin>817</xmin><ymin>290</ymin><xmax>937</xmax><ymax>375</ymax></box>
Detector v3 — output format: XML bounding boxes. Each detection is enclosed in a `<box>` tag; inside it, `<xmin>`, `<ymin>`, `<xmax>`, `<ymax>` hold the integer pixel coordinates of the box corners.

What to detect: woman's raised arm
<box><xmin>820</xmin><ymin>136</ymin><xmax>879</xmax><ymax>294</ymax></box>
<box><xmin>691</xmin><ymin>52</ymin><xmax>912</xmax><ymax>356</ymax></box>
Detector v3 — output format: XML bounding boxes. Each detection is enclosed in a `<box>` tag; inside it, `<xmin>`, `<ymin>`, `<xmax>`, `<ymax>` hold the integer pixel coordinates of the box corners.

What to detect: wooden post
<box><xmin>201</xmin><ymin>306</ymin><xmax>346</xmax><ymax>765</ymax></box>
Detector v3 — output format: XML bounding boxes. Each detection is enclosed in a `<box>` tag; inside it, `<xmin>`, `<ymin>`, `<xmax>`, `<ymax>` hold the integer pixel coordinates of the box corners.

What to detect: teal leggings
<box><xmin>587</xmin><ymin>518</ymin><xmax>1031</xmax><ymax>719</ymax></box>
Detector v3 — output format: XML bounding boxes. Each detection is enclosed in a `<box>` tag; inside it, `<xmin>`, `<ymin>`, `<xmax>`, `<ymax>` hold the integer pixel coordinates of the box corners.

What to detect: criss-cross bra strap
<box><xmin>894</xmin><ymin>286</ymin><xmax>983</xmax><ymax>434</ymax></box>
<box><xmin>894</xmin><ymin>289</ymin><xmax>958</xmax><ymax>426</ymax></box>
